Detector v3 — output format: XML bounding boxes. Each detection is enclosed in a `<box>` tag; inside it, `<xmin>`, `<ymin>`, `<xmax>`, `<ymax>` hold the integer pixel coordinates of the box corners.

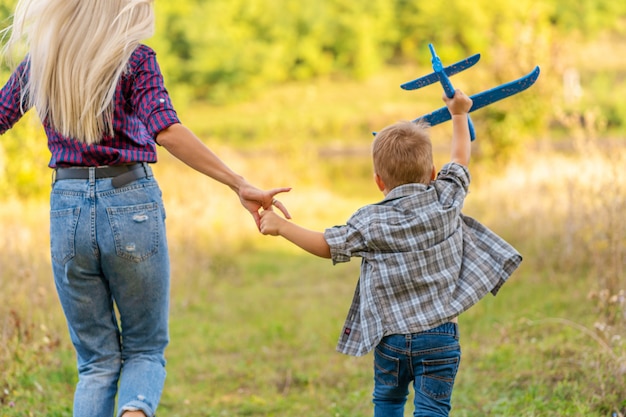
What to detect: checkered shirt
<box><xmin>0</xmin><ymin>45</ymin><xmax>180</xmax><ymax>167</ymax></box>
<box><xmin>323</xmin><ymin>162</ymin><xmax>522</xmax><ymax>356</ymax></box>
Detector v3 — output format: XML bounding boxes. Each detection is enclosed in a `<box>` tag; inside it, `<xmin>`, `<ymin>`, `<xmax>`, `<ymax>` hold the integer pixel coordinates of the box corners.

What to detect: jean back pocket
<box><xmin>106</xmin><ymin>202</ymin><xmax>161</xmax><ymax>262</ymax></box>
<box><xmin>50</xmin><ymin>207</ymin><xmax>81</xmax><ymax>265</ymax></box>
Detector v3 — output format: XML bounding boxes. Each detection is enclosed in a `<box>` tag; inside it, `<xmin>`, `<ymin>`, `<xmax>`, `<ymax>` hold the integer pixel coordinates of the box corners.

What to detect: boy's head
<box><xmin>372</xmin><ymin>120</ymin><xmax>434</xmax><ymax>192</ymax></box>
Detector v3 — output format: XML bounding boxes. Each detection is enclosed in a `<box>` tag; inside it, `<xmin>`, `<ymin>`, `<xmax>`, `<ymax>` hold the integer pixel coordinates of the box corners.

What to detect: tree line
<box><xmin>0</xmin><ymin>0</ymin><xmax>624</xmax><ymax>197</ymax></box>
<box><xmin>0</xmin><ymin>0</ymin><xmax>623</xmax><ymax>114</ymax></box>
<box><xmin>146</xmin><ymin>0</ymin><xmax>624</xmax><ymax>102</ymax></box>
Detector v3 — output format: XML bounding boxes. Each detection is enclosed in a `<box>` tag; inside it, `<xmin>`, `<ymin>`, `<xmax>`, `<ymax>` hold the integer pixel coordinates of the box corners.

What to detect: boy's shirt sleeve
<box><xmin>460</xmin><ymin>214</ymin><xmax>523</xmax><ymax>296</ymax></box>
<box><xmin>435</xmin><ymin>162</ymin><xmax>471</xmax><ymax>208</ymax></box>
<box><xmin>324</xmin><ymin>209</ymin><xmax>369</xmax><ymax>264</ymax></box>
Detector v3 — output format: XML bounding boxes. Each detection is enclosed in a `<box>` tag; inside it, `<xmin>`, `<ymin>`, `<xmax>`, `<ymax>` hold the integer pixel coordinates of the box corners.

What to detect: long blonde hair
<box><xmin>3</xmin><ymin>0</ymin><xmax>155</xmax><ymax>144</ymax></box>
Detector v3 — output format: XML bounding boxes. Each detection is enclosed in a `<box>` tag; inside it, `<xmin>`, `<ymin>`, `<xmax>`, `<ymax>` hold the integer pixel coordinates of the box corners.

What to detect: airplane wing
<box><xmin>413</xmin><ymin>66</ymin><xmax>541</xmax><ymax>126</ymax></box>
<box><xmin>400</xmin><ymin>53</ymin><xmax>481</xmax><ymax>90</ymax></box>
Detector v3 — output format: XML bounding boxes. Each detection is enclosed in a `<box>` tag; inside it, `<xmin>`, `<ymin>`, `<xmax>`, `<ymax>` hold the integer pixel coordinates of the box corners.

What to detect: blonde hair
<box><xmin>3</xmin><ymin>0</ymin><xmax>155</xmax><ymax>144</ymax></box>
<box><xmin>372</xmin><ymin>120</ymin><xmax>433</xmax><ymax>189</ymax></box>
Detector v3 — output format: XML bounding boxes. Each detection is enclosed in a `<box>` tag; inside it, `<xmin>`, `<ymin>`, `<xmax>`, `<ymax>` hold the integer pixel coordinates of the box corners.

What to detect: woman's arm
<box><xmin>157</xmin><ymin>123</ymin><xmax>291</xmax><ymax>227</ymax></box>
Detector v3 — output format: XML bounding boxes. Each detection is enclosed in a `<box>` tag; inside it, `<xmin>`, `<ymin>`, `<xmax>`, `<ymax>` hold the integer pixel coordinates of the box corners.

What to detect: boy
<box><xmin>259</xmin><ymin>90</ymin><xmax>522</xmax><ymax>416</ymax></box>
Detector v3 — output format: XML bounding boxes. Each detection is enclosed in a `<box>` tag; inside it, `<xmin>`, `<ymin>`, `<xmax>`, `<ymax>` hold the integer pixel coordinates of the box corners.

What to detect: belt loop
<box><xmin>89</xmin><ymin>167</ymin><xmax>96</xmax><ymax>197</ymax></box>
<box><xmin>144</xmin><ymin>162</ymin><xmax>150</xmax><ymax>178</ymax></box>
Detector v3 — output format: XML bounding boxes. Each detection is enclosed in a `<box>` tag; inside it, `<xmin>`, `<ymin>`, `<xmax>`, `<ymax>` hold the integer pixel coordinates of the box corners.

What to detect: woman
<box><xmin>0</xmin><ymin>1</ymin><xmax>290</xmax><ymax>416</ymax></box>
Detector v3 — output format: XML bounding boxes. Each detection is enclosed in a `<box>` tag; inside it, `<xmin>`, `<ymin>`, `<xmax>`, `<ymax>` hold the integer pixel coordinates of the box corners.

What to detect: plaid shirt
<box><xmin>0</xmin><ymin>44</ymin><xmax>180</xmax><ymax>168</ymax></box>
<box><xmin>324</xmin><ymin>163</ymin><xmax>522</xmax><ymax>356</ymax></box>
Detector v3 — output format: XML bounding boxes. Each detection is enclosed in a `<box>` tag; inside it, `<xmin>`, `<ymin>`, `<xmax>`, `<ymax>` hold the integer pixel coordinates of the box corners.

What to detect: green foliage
<box><xmin>550</xmin><ymin>0</ymin><xmax>626</xmax><ymax>35</ymax></box>
<box><xmin>0</xmin><ymin>0</ymin><xmax>623</xmax><ymax>101</ymax></box>
<box><xmin>0</xmin><ymin>113</ymin><xmax>49</xmax><ymax>199</ymax></box>
<box><xmin>0</xmin><ymin>1</ymin><xmax>626</xmax><ymax>196</ymax></box>
<box><xmin>149</xmin><ymin>0</ymin><xmax>399</xmax><ymax>102</ymax></box>
<box><xmin>144</xmin><ymin>0</ymin><xmax>625</xmax><ymax>103</ymax></box>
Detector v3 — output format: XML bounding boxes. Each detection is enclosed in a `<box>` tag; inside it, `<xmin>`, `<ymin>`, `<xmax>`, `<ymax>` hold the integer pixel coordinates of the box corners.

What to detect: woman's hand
<box><xmin>237</xmin><ymin>181</ymin><xmax>291</xmax><ymax>229</ymax></box>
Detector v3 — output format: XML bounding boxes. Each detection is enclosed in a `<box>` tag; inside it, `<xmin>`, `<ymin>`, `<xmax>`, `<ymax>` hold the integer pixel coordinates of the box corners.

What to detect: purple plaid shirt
<box><xmin>0</xmin><ymin>44</ymin><xmax>180</xmax><ymax>168</ymax></box>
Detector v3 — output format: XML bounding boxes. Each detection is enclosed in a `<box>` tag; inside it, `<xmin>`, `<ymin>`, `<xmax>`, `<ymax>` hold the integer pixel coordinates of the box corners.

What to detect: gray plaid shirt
<box><xmin>324</xmin><ymin>163</ymin><xmax>522</xmax><ymax>356</ymax></box>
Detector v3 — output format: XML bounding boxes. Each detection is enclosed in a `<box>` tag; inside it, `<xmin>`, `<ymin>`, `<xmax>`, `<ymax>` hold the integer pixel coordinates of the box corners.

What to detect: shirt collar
<box><xmin>379</xmin><ymin>182</ymin><xmax>430</xmax><ymax>203</ymax></box>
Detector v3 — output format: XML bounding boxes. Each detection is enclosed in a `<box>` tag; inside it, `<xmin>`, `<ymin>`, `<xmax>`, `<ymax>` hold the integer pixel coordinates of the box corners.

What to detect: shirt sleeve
<box><xmin>130</xmin><ymin>46</ymin><xmax>180</xmax><ymax>139</ymax></box>
<box><xmin>323</xmin><ymin>209</ymin><xmax>369</xmax><ymax>264</ymax></box>
<box><xmin>0</xmin><ymin>59</ymin><xmax>30</xmax><ymax>134</ymax></box>
<box><xmin>435</xmin><ymin>162</ymin><xmax>471</xmax><ymax>208</ymax></box>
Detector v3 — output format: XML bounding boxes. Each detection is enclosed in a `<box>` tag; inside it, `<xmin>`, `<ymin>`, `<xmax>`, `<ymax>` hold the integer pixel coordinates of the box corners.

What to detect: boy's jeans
<box><xmin>50</xmin><ymin>170</ymin><xmax>169</xmax><ymax>417</ymax></box>
<box><xmin>373</xmin><ymin>322</ymin><xmax>461</xmax><ymax>417</ymax></box>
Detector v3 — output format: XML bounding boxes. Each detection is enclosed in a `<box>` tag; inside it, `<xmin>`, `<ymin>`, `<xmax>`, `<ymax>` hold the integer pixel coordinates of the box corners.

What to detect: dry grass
<box><xmin>467</xmin><ymin>140</ymin><xmax>626</xmax><ymax>373</ymax></box>
<box><xmin>1</xmin><ymin>142</ymin><xmax>625</xmax><ymax>415</ymax></box>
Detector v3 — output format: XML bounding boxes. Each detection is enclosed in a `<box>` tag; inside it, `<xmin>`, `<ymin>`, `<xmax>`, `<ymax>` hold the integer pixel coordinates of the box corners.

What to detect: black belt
<box><xmin>54</xmin><ymin>163</ymin><xmax>152</xmax><ymax>188</ymax></box>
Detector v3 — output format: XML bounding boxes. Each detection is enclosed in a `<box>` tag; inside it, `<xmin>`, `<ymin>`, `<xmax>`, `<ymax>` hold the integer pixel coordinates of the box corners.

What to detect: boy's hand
<box><xmin>237</xmin><ymin>182</ymin><xmax>291</xmax><ymax>230</ymax></box>
<box><xmin>259</xmin><ymin>209</ymin><xmax>285</xmax><ymax>236</ymax></box>
<box><xmin>259</xmin><ymin>208</ymin><xmax>332</xmax><ymax>258</ymax></box>
<box><xmin>442</xmin><ymin>89</ymin><xmax>473</xmax><ymax>115</ymax></box>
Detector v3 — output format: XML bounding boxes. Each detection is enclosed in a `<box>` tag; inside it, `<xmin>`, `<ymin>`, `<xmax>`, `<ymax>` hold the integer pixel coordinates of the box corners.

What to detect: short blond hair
<box><xmin>372</xmin><ymin>120</ymin><xmax>433</xmax><ymax>190</ymax></box>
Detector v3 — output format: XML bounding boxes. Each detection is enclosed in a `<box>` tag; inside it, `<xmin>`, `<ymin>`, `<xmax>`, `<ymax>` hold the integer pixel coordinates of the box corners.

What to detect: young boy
<box><xmin>259</xmin><ymin>90</ymin><xmax>522</xmax><ymax>417</ymax></box>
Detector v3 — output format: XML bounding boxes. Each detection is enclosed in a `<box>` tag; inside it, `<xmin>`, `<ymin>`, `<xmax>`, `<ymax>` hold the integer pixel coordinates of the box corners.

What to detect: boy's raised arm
<box><xmin>443</xmin><ymin>90</ymin><xmax>473</xmax><ymax>167</ymax></box>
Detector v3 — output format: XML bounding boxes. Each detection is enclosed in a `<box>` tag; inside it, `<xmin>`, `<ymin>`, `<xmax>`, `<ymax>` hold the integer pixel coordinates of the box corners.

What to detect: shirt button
<box><xmin>159</xmin><ymin>99</ymin><xmax>165</xmax><ymax>104</ymax></box>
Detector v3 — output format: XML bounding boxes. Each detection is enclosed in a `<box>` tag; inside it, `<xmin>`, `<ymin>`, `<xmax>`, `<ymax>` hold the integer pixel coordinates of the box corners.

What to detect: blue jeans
<box><xmin>50</xmin><ymin>167</ymin><xmax>169</xmax><ymax>417</ymax></box>
<box><xmin>373</xmin><ymin>323</ymin><xmax>461</xmax><ymax>417</ymax></box>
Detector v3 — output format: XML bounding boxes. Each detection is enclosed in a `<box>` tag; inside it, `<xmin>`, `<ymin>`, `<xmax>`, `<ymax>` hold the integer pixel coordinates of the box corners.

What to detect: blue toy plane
<box><xmin>398</xmin><ymin>43</ymin><xmax>540</xmax><ymax>141</ymax></box>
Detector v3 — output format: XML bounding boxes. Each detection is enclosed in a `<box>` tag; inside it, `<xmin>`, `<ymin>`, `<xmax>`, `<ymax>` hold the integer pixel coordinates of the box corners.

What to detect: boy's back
<box><xmin>259</xmin><ymin>89</ymin><xmax>522</xmax><ymax>417</ymax></box>
<box><xmin>324</xmin><ymin>161</ymin><xmax>521</xmax><ymax>357</ymax></box>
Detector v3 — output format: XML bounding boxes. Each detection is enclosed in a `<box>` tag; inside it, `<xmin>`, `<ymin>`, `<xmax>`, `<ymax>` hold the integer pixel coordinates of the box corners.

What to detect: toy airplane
<box><xmin>399</xmin><ymin>43</ymin><xmax>540</xmax><ymax>141</ymax></box>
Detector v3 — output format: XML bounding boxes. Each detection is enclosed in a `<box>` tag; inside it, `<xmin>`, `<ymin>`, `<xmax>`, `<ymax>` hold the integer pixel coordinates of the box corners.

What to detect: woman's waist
<box><xmin>53</xmin><ymin>162</ymin><xmax>154</xmax><ymax>189</ymax></box>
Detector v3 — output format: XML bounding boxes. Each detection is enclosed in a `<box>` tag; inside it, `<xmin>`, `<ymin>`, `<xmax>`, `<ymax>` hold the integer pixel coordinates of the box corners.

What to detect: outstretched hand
<box><xmin>237</xmin><ymin>181</ymin><xmax>291</xmax><ymax>230</ymax></box>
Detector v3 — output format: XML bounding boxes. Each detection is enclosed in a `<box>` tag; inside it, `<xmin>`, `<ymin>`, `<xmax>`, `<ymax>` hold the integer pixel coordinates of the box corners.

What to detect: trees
<box><xmin>0</xmin><ymin>0</ymin><xmax>623</xmax><ymax>102</ymax></box>
<box><xmin>0</xmin><ymin>0</ymin><xmax>624</xmax><ymax>196</ymax></box>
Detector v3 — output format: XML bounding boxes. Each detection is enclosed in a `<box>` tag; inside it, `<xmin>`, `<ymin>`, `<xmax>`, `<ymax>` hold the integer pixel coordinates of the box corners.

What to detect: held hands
<box><xmin>259</xmin><ymin>208</ymin><xmax>284</xmax><ymax>236</ymax></box>
<box><xmin>237</xmin><ymin>181</ymin><xmax>291</xmax><ymax>230</ymax></box>
<box><xmin>442</xmin><ymin>89</ymin><xmax>473</xmax><ymax>116</ymax></box>
<box><xmin>259</xmin><ymin>202</ymin><xmax>332</xmax><ymax>259</ymax></box>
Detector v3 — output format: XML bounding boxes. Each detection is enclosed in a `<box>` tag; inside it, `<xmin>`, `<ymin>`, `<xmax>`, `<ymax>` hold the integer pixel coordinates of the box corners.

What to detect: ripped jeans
<box><xmin>373</xmin><ymin>322</ymin><xmax>461</xmax><ymax>417</ymax></box>
<box><xmin>50</xmin><ymin>168</ymin><xmax>169</xmax><ymax>417</ymax></box>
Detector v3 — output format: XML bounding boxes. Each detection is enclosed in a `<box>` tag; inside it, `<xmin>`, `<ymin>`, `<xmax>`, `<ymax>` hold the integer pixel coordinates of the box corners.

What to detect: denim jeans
<box><xmin>373</xmin><ymin>322</ymin><xmax>461</xmax><ymax>417</ymax></box>
<box><xmin>50</xmin><ymin>167</ymin><xmax>169</xmax><ymax>417</ymax></box>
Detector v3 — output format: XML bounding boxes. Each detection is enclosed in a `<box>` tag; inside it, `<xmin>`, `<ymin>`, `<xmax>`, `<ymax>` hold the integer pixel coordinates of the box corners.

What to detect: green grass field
<box><xmin>1</xmin><ymin>145</ymin><xmax>624</xmax><ymax>416</ymax></box>
<box><xmin>1</xmin><ymin>67</ymin><xmax>625</xmax><ymax>416</ymax></box>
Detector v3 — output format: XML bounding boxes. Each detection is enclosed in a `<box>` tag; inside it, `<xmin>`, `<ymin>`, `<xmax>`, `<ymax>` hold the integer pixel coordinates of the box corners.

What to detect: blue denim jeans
<box><xmin>50</xmin><ymin>167</ymin><xmax>169</xmax><ymax>417</ymax></box>
<box><xmin>373</xmin><ymin>322</ymin><xmax>461</xmax><ymax>417</ymax></box>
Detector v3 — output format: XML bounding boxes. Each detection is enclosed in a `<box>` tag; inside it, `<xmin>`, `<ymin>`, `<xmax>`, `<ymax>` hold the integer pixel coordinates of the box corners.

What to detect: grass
<box><xmin>1</xmin><ymin>142</ymin><xmax>624</xmax><ymax>416</ymax></box>
<box><xmin>1</xmin><ymin>65</ymin><xmax>625</xmax><ymax>416</ymax></box>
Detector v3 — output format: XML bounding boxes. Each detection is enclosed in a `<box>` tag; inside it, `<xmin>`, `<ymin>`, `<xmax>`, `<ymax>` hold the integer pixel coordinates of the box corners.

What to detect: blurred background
<box><xmin>0</xmin><ymin>1</ymin><xmax>624</xmax><ymax>416</ymax></box>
